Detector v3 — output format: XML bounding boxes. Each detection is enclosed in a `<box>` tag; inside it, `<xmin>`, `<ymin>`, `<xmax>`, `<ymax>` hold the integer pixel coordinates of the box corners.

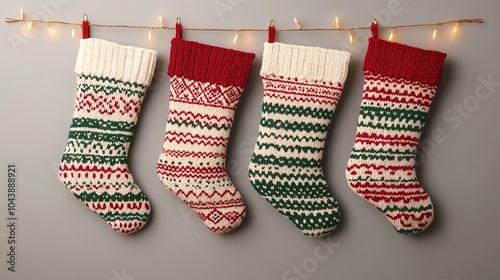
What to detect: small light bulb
<box><xmin>20</xmin><ymin>9</ymin><xmax>24</xmax><ymax>20</ymax></box>
<box><xmin>233</xmin><ymin>31</ymin><xmax>239</xmax><ymax>43</ymax></box>
<box><xmin>27</xmin><ymin>21</ymin><xmax>33</xmax><ymax>31</ymax></box>
<box><xmin>294</xmin><ymin>18</ymin><xmax>301</xmax><ymax>29</ymax></box>
<box><xmin>453</xmin><ymin>22</ymin><xmax>459</xmax><ymax>33</ymax></box>
<box><xmin>148</xmin><ymin>28</ymin><xmax>152</xmax><ymax>40</ymax></box>
<box><xmin>432</xmin><ymin>27</ymin><xmax>437</xmax><ymax>40</ymax></box>
<box><xmin>71</xmin><ymin>27</ymin><xmax>75</xmax><ymax>38</ymax></box>
<box><xmin>159</xmin><ymin>16</ymin><xmax>164</xmax><ymax>27</ymax></box>
<box><xmin>47</xmin><ymin>23</ymin><xmax>53</xmax><ymax>35</ymax></box>
<box><xmin>335</xmin><ymin>17</ymin><xmax>340</xmax><ymax>29</ymax></box>
<box><xmin>349</xmin><ymin>30</ymin><xmax>353</xmax><ymax>45</ymax></box>
<box><xmin>389</xmin><ymin>28</ymin><xmax>394</xmax><ymax>41</ymax></box>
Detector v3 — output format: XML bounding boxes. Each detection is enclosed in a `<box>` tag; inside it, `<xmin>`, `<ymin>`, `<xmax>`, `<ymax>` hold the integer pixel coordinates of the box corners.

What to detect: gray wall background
<box><xmin>1</xmin><ymin>0</ymin><xmax>499</xmax><ymax>279</ymax></box>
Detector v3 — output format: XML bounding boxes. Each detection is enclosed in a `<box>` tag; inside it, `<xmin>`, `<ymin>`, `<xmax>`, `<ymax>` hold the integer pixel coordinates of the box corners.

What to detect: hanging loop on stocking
<box><xmin>175</xmin><ymin>17</ymin><xmax>182</xmax><ymax>39</ymax></box>
<box><xmin>268</xmin><ymin>20</ymin><xmax>275</xmax><ymax>43</ymax></box>
<box><xmin>82</xmin><ymin>14</ymin><xmax>90</xmax><ymax>39</ymax></box>
<box><xmin>371</xmin><ymin>18</ymin><xmax>378</xmax><ymax>39</ymax></box>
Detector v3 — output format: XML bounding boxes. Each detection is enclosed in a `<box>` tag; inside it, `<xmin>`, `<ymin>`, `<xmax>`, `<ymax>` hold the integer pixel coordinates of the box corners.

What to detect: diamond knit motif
<box><xmin>157</xmin><ymin>38</ymin><xmax>255</xmax><ymax>233</ymax></box>
<box><xmin>59</xmin><ymin>39</ymin><xmax>157</xmax><ymax>234</ymax></box>
<box><xmin>170</xmin><ymin>78</ymin><xmax>241</xmax><ymax>109</ymax></box>
<box><xmin>158</xmin><ymin>77</ymin><xmax>247</xmax><ymax>233</ymax></box>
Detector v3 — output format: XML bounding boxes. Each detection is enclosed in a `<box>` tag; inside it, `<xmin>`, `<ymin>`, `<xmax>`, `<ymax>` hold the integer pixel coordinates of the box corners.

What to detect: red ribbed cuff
<box><xmin>168</xmin><ymin>38</ymin><xmax>256</xmax><ymax>88</ymax></box>
<box><xmin>364</xmin><ymin>37</ymin><xmax>446</xmax><ymax>86</ymax></box>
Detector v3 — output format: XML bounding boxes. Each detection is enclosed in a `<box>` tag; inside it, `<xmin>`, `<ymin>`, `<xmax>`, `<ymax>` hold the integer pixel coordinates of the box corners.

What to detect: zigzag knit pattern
<box><xmin>249</xmin><ymin>43</ymin><xmax>350</xmax><ymax>237</ymax></box>
<box><xmin>59</xmin><ymin>39</ymin><xmax>157</xmax><ymax>234</ymax></box>
<box><xmin>157</xmin><ymin>38</ymin><xmax>255</xmax><ymax>233</ymax></box>
<box><xmin>346</xmin><ymin>36</ymin><xmax>446</xmax><ymax>234</ymax></box>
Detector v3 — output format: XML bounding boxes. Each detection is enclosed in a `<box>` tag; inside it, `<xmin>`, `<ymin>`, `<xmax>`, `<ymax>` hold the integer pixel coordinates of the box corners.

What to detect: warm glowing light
<box><xmin>20</xmin><ymin>9</ymin><xmax>24</xmax><ymax>20</ymax></box>
<box><xmin>453</xmin><ymin>22</ymin><xmax>459</xmax><ymax>33</ymax></box>
<box><xmin>159</xmin><ymin>16</ymin><xmax>164</xmax><ymax>27</ymax></box>
<box><xmin>27</xmin><ymin>21</ymin><xmax>33</xmax><ymax>31</ymax></box>
<box><xmin>148</xmin><ymin>28</ymin><xmax>152</xmax><ymax>40</ymax></box>
<box><xmin>349</xmin><ymin>30</ymin><xmax>353</xmax><ymax>44</ymax></box>
<box><xmin>233</xmin><ymin>31</ymin><xmax>239</xmax><ymax>43</ymax></box>
<box><xmin>47</xmin><ymin>23</ymin><xmax>53</xmax><ymax>35</ymax></box>
<box><xmin>294</xmin><ymin>18</ymin><xmax>301</xmax><ymax>29</ymax></box>
<box><xmin>389</xmin><ymin>28</ymin><xmax>394</xmax><ymax>41</ymax></box>
<box><xmin>71</xmin><ymin>27</ymin><xmax>75</xmax><ymax>38</ymax></box>
<box><xmin>432</xmin><ymin>27</ymin><xmax>437</xmax><ymax>40</ymax></box>
<box><xmin>335</xmin><ymin>17</ymin><xmax>340</xmax><ymax>29</ymax></box>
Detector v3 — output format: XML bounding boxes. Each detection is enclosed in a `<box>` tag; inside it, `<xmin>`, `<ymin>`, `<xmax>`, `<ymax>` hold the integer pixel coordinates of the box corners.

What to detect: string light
<box><xmin>233</xmin><ymin>30</ymin><xmax>239</xmax><ymax>43</ymax></box>
<box><xmin>5</xmin><ymin>15</ymin><xmax>484</xmax><ymax>38</ymax></box>
<box><xmin>294</xmin><ymin>18</ymin><xmax>301</xmax><ymax>29</ymax></box>
<box><xmin>432</xmin><ymin>25</ymin><xmax>437</xmax><ymax>40</ymax></box>
<box><xmin>71</xmin><ymin>27</ymin><xmax>75</xmax><ymax>38</ymax></box>
<box><xmin>349</xmin><ymin>29</ymin><xmax>353</xmax><ymax>44</ymax></box>
<box><xmin>47</xmin><ymin>22</ymin><xmax>53</xmax><ymax>35</ymax></box>
<box><xmin>389</xmin><ymin>28</ymin><xmax>395</xmax><ymax>41</ymax></box>
<box><xmin>21</xmin><ymin>8</ymin><xmax>32</xmax><ymax>31</ymax></box>
<box><xmin>148</xmin><ymin>28</ymin><xmax>152</xmax><ymax>40</ymax></box>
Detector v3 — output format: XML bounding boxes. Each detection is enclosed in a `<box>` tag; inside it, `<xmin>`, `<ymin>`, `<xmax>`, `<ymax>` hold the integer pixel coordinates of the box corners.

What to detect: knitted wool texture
<box><xmin>157</xmin><ymin>38</ymin><xmax>255</xmax><ymax>233</ymax></box>
<box><xmin>249</xmin><ymin>42</ymin><xmax>350</xmax><ymax>237</ymax></box>
<box><xmin>59</xmin><ymin>39</ymin><xmax>157</xmax><ymax>234</ymax></box>
<box><xmin>346</xmin><ymin>35</ymin><xmax>446</xmax><ymax>234</ymax></box>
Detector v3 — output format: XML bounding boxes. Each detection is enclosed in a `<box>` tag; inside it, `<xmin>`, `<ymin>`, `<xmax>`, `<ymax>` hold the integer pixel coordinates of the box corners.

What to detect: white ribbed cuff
<box><xmin>260</xmin><ymin>42</ymin><xmax>350</xmax><ymax>84</ymax></box>
<box><xmin>74</xmin><ymin>39</ymin><xmax>157</xmax><ymax>86</ymax></box>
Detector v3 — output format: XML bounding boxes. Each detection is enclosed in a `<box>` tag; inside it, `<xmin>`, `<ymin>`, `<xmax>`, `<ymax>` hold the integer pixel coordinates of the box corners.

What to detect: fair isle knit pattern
<box><xmin>157</xmin><ymin>38</ymin><xmax>255</xmax><ymax>233</ymax></box>
<box><xmin>249</xmin><ymin>43</ymin><xmax>350</xmax><ymax>237</ymax></box>
<box><xmin>59</xmin><ymin>39</ymin><xmax>157</xmax><ymax>234</ymax></box>
<box><xmin>346</xmin><ymin>36</ymin><xmax>446</xmax><ymax>234</ymax></box>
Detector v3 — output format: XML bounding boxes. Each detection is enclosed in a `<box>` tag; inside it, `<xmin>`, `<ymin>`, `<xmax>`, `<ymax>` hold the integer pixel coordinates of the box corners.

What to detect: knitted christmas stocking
<box><xmin>59</xmin><ymin>39</ymin><xmax>157</xmax><ymax>234</ymax></box>
<box><xmin>346</xmin><ymin>24</ymin><xmax>446</xmax><ymax>234</ymax></box>
<box><xmin>157</xmin><ymin>37</ymin><xmax>255</xmax><ymax>233</ymax></box>
<box><xmin>249</xmin><ymin>42</ymin><xmax>351</xmax><ymax>237</ymax></box>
